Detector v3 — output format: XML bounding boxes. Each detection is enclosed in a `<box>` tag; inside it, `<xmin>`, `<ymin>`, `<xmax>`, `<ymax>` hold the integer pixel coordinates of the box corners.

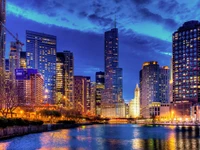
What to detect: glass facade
<box><xmin>26</xmin><ymin>30</ymin><xmax>56</xmax><ymax>104</ymax></box>
<box><xmin>104</xmin><ymin>28</ymin><xmax>123</xmax><ymax>104</ymax></box>
<box><xmin>95</xmin><ymin>71</ymin><xmax>105</xmax><ymax>116</ymax></box>
<box><xmin>56</xmin><ymin>51</ymin><xmax>74</xmax><ymax>106</ymax></box>
<box><xmin>140</xmin><ymin>61</ymin><xmax>169</xmax><ymax>118</ymax></box>
<box><xmin>172</xmin><ymin>21</ymin><xmax>200</xmax><ymax>117</ymax></box>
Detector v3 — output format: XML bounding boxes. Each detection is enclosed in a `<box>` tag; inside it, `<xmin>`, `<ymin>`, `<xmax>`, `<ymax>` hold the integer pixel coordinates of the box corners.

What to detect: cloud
<box><xmin>88</xmin><ymin>14</ymin><xmax>113</xmax><ymax>26</ymax></box>
<box><xmin>138</xmin><ymin>8</ymin><xmax>178</xmax><ymax>30</ymax></box>
<box><xmin>131</xmin><ymin>0</ymin><xmax>152</xmax><ymax>5</ymax></box>
<box><xmin>6</xmin><ymin>0</ymin><xmax>199</xmax><ymax>100</ymax></box>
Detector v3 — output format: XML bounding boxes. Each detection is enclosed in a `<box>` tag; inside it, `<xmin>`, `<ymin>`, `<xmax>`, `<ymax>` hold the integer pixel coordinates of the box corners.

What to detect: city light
<box><xmin>0</xmin><ymin>0</ymin><xmax>200</xmax><ymax>149</ymax></box>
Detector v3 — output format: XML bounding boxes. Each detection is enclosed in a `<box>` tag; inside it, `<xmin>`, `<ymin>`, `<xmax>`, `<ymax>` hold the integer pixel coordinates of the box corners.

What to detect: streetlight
<box><xmin>20</xmin><ymin>110</ymin><xmax>24</xmax><ymax>118</ymax></box>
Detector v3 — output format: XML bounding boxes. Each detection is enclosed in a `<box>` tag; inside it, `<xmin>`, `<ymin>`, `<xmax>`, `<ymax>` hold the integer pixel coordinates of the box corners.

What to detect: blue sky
<box><xmin>5</xmin><ymin>0</ymin><xmax>200</xmax><ymax>102</ymax></box>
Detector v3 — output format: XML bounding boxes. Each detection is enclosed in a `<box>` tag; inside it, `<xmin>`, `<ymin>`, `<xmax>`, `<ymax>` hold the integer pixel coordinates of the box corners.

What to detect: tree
<box><xmin>39</xmin><ymin>109</ymin><xmax>61</xmax><ymax>118</ymax></box>
<box><xmin>0</xmin><ymin>73</ymin><xmax>18</xmax><ymax>117</ymax></box>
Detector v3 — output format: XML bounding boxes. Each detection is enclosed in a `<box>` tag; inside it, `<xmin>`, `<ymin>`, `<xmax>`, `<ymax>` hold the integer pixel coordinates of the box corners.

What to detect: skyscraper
<box><xmin>90</xmin><ymin>82</ymin><xmax>96</xmax><ymax>115</ymax></box>
<box><xmin>140</xmin><ymin>61</ymin><xmax>169</xmax><ymax>118</ymax></box>
<box><xmin>26</xmin><ymin>30</ymin><xmax>56</xmax><ymax>104</ymax></box>
<box><xmin>0</xmin><ymin>0</ymin><xmax>6</xmax><ymax>72</ymax></box>
<box><xmin>4</xmin><ymin>59</ymin><xmax>10</xmax><ymax>82</ymax></box>
<box><xmin>104</xmin><ymin>27</ymin><xmax>123</xmax><ymax>104</ymax></box>
<box><xmin>20</xmin><ymin>51</ymin><xmax>27</xmax><ymax>68</ymax></box>
<box><xmin>95</xmin><ymin>71</ymin><xmax>105</xmax><ymax>116</ymax></box>
<box><xmin>56</xmin><ymin>51</ymin><xmax>74</xmax><ymax>106</ymax></box>
<box><xmin>159</xmin><ymin>66</ymin><xmax>170</xmax><ymax>103</ymax></box>
<box><xmin>9</xmin><ymin>41</ymin><xmax>22</xmax><ymax>79</ymax></box>
<box><xmin>85</xmin><ymin>77</ymin><xmax>91</xmax><ymax>114</ymax></box>
<box><xmin>74</xmin><ymin>76</ymin><xmax>87</xmax><ymax>114</ymax></box>
<box><xmin>172</xmin><ymin>21</ymin><xmax>200</xmax><ymax>117</ymax></box>
<box><xmin>129</xmin><ymin>84</ymin><xmax>140</xmax><ymax>118</ymax></box>
<box><xmin>15</xmin><ymin>69</ymin><xmax>44</xmax><ymax>105</ymax></box>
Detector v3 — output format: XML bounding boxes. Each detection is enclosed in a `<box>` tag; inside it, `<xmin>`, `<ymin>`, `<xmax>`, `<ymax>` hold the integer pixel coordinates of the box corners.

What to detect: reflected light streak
<box><xmin>0</xmin><ymin>142</ymin><xmax>11</xmax><ymax>150</ymax></box>
<box><xmin>132</xmin><ymin>139</ymin><xmax>143</xmax><ymax>150</ymax></box>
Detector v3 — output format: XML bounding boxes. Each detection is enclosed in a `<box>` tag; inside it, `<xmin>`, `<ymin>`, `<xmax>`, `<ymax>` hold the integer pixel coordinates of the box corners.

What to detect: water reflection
<box><xmin>0</xmin><ymin>125</ymin><xmax>199</xmax><ymax>150</ymax></box>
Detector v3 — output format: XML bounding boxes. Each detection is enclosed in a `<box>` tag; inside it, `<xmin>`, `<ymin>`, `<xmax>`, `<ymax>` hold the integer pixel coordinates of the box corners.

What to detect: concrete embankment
<box><xmin>0</xmin><ymin>123</ymin><xmax>87</xmax><ymax>140</ymax></box>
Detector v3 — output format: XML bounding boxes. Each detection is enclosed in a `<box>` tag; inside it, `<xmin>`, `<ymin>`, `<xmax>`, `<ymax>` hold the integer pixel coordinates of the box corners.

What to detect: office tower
<box><xmin>74</xmin><ymin>76</ymin><xmax>91</xmax><ymax>114</ymax></box>
<box><xmin>172</xmin><ymin>21</ymin><xmax>200</xmax><ymax>117</ymax></box>
<box><xmin>9</xmin><ymin>42</ymin><xmax>22</xmax><ymax>79</ymax></box>
<box><xmin>116</xmin><ymin>68</ymin><xmax>123</xmax><ymax>101</ymax></box>
<box><xmin>74</xmin><ymin>76</ymin><xmax>87</xmax><ymax>114</ymax></box>
<box><xmin>15</xmin><ymin>69</ymin><xmax>44</xmax><ymax>105</ymax></box>
<box><xmin>169</xmin><ymin>58</ymin><xmax>173</xmax><ymax>102</ymax></box>
<box><xmin>85</xmin><ymin>77</ymin><xmax>91</xmax><ymax>113</ymax></box>
<box><xmin>90</xmin><ymin>82</ymin><xmax>96</xmax><ymax>115</ymax></box>
<box><xmin>56</xmin><ymin>51</ymin><xmax>74</xmax><ymax>106</ymax></box>
<box><xmin>4</xmin><ymin>59</ymin><xmax>10</xmax><ymax>82</ymax></box>
<box><xmin>20</xmin><ymin>51</ymin><xmax>26</xmax><ymax>68</ymax></box>
<box><xmin>5</xmin><ymin>59</ymin><xmax>9</xmax><ymax>72</ymax></box>
<box><xmin>0</xmin><ymin>0</ymin><xmax>6</xmax><ymax>72</ymax></box>
<box><xmin>129</xmin><ymin>84</ymin><xmax>140</xmax><ymax>118</ymax></box>
<box><xmin>159</xmin><ymin>66</ymin><xmax>170</xmax><ymax>103</ymax></box>
<box><xmin>95</xmin><ymin>71</ymin><xmax>105</xmax><ymax>116</ymax></box>
<box><xmin>140</xmin><ymin>61</ymin><xmax>169</xmax><ymax>118</ymax></box>
<box><xmin>104</xmin><ymin>27</ymin><xmax>123</xmax><ymax>104</ymax></box>
<box><xmin>26</xmin><ymin>30</ymin><xmax>56</xmax><ymax>104</ymax></box>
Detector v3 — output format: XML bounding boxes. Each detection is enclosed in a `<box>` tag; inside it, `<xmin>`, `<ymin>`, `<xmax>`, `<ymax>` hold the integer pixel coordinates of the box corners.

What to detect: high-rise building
<box><xmin>5</xmin><ymin>59</ymin><xmax>9</xmax><ymax>72</ymax></box>
<box><xmin>159</xmin><ymin>66</ymin><xmax>170</xmax><ymax>103</ymax></box>
<box><xmin>74</xmin><ymin>76</ymin><xmax>91</xmax><ymax>114</ymax></box>
<box><xmin>169</xmin><ymin>58</ymin><xmax>173</xmax><ymax>103</ymax></box>
<box><xmin>85</xmin><ymin>77</ymin><xmax>91</xmax><ymax>113</ymax></box>
<box><xmin>74</xmin><ymin>76</ymin><xmax>87</xmax><ymax>114</ymax></box>
<box><xmin>104</xmin><ymin>27</ymin><xmax>123</xmax><ymax>104</ymax></box>
<box><xmin>56</xmin><ymin>51</ymin><xmax>74</xmax><ymax>106</ymax></box>
<box><xmin>26</xmin><ymin>30</ymin><xmax>56</xmax><ymax>104</ymax></box>
<box><xmin>90</xmin><ymin>82</ymin><xmax>96</xmax><ymax>115</ymax></box>
<box><xmin>0</xmin><ymin>0</ymin><xmax>6</xmax><ymax>73</ymax></box>
<box><xmin>4</xmin><ymin>59</ymin><xmax>10</xmax><ymax>82</ymax></box>
<box><xmin>20</xmin><ymin>51</ymin><xmax>27</xmax><ymax>68</ymax></box>
<box><xmin>140</xmin><ymin>61</ymin><xmax>169</xmax><ymax>118</ymax></box>
<box><xmin>95</xmin><ymin>71</ymin><xmax>105</xmax><ymax>116</ymax></box>
<box><xmin>172</xmin><ymin>21</ymin><xmax>200</xmax><ymax>117</ymax></box>
<box><xmin>9</xmin><ymin>42</ymin><xmax>22</xmax><ymax>79</ymax></box>
<box><xmin>15</xmin><ymin>69</ymin><xmax>44</xmax><ymax>105</ymax></box>
<box><xmin>129</xmin><ymin>84</ymin><xmax>140</xmax><ymax>118</ymax></box>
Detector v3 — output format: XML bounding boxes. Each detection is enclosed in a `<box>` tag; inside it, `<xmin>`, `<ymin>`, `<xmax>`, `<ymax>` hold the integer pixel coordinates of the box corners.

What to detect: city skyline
<box><xmin>4</xmin><ymin>0</ymin><xmax>200</xmax><ymax>101</ymax></box>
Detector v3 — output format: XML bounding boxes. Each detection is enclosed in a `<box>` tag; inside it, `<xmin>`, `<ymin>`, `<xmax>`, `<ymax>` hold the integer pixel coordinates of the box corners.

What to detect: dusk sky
<box><xmin>5</xmin><ymin>0</ymin><xmax>200</xmax><ymax>101</ymax></box>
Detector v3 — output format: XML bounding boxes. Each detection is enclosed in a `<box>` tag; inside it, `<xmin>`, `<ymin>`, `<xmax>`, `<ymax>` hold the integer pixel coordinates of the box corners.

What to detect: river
<box><xmin>0</xmin><ymin>124</ymin><xmax>199</xmax><ymax>150</ymax></box>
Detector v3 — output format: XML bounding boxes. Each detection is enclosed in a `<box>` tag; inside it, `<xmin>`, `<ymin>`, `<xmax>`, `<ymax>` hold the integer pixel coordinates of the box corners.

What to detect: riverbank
<box><xmin>0</xmin><ymin>123</ymin><xmax>92</xmax><ymax>140</ymax></box>
<box><xmin>153</xmin><ymin>122</ymin><xmax>200</xmax><ymax>126</ymax></box>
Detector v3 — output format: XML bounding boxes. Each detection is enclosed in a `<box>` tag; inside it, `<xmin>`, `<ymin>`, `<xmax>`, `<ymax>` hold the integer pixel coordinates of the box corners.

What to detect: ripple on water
<box><xmin>0</xmin><ymin>124</ymin><xmax>199</xmax><ymax>150</ymax></box>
